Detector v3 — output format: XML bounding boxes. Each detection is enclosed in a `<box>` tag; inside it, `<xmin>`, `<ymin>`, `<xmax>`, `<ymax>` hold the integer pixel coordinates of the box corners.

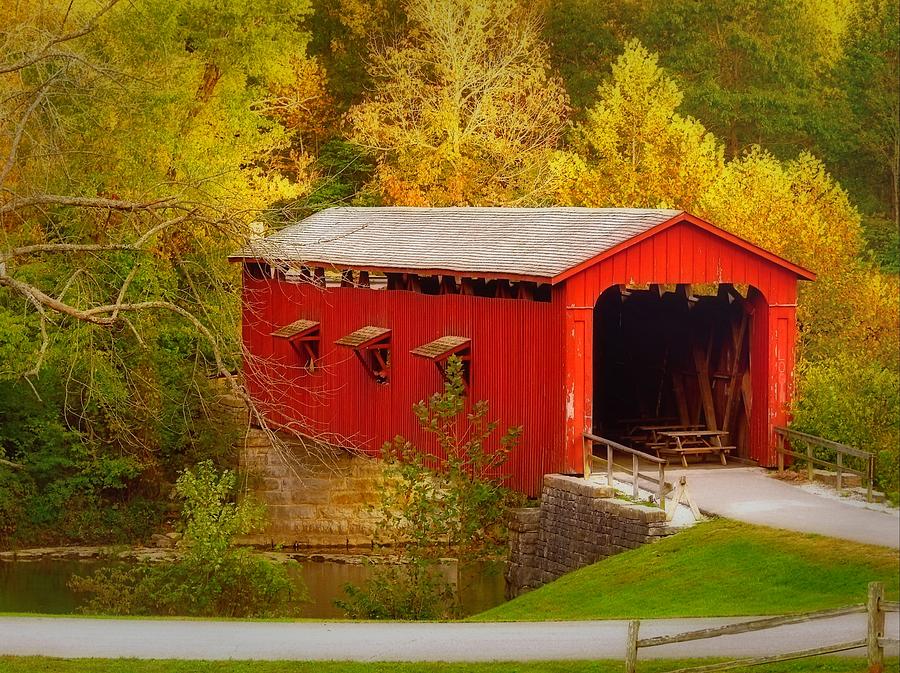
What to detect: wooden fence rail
<box><xmin>625</xmin><ymin>581</ymin><xmax>897</xmax><ymax>673</ymax></box>
<box><xmin>583</xmin><ymin>432</ymin><xmax>667</xmax><ymax>509</ymax></box>
<box><xmin>774</xmin><ymin>426</ymin><xmax>877</xmax><ymax>502</ymax></box>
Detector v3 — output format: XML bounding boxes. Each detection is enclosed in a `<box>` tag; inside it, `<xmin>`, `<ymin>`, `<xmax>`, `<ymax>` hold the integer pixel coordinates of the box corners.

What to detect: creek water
<box><xmin>0</xmin><ymin>557</ymin><xmax>506</xmax><ymax>618</ymax></box>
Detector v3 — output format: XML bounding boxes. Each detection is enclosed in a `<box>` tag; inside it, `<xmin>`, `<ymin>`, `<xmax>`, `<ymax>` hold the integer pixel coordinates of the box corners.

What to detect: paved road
<box><xmin>667</xmin><ymin>466</ymin><xmax>900</xmax><ymax>548</ymax></box>
<box><xmin>1</xmin><ymin>613</ymin><xmax>897</xmax><ymax>661</ymax></box>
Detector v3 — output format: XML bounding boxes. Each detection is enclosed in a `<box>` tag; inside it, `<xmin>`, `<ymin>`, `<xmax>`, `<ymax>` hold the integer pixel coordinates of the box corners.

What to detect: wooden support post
<box><xmin>672</xmin><ymin>372</ymin><xmax>691</xmax><ymax>426</ymax></box>
<box><xmin>632</xmin><ymin>454</ymin><xmax>640</xmax><ymax>499</ymax></box>
<box><xmin>740</xmin><ymin>371</ymin><xmax>752</xmax><ymax>420</ymax></box>
<box><xmin>807</xmin><ymin>442</ymin><xmax>814</xmax><ymax>481</ymax></box>
<box><xmin>657</xmin><ymin>462</ymin><xmax>665</xmax><ymax>510</ymax></box>
<box><xmin>692</xmin><ymin>341</ymin><xmax>718</xmax><ymax>431</ymax></box>
<box><xmin>625</xmin><ymin>620</ymin><xmax>640</xmax><ymax>673</ymax></box>
<box><xmin>868</xmin><ymin>581</ymin><xmax>885</xmax><ymax>673</ymax></box>
<box><xmin>722</xmin><ymin>312</ymin><xmax>748</xmax><ymax>433</ymax></box>
<box><xmin>836</xmin><ymin>452</ymin><xmax>843</xmax><ymax>491</ymax></box>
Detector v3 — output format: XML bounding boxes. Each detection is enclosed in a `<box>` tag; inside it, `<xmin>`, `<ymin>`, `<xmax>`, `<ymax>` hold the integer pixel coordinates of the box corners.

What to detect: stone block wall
<box><xmin>506</xmin><ymin>474</ymin><xmax>676</xmax><ymax>598</ymax></box>
<box><xmin>213</xmin><ymin>382</ymin><xmax>385</xmax><ymax>548</ymax></box>
<box><xmin>238</xmin><ymin>428</ymin><xmax>384</xmax><ymax>548</ymax></box>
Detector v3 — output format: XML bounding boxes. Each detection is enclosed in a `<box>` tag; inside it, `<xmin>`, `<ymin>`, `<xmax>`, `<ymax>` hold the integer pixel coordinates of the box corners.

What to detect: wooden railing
<box><xmin>775</xmin><ymin>426</ymin><xmax>877</xmax><ymax>502</ymax></box>
<box><xmin>583</xmin><ymin>432</ymin><xmax>667</xmax><ymax>509</ymax></box>
<box><xmin>625</xmin><ymin>581</ymin><xmax>899</xmax><ymax>673</ymax></box>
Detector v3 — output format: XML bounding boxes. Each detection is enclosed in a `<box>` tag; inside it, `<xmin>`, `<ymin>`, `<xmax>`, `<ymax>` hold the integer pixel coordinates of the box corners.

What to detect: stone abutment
<box><xmin>506</xmin><ymin>474</ymin><xmax>677</xmax><ymax>598</ymax></box>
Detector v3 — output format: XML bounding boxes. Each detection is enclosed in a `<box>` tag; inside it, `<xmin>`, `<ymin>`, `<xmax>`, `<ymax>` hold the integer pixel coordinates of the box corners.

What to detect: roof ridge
<box><xmin>228</xmin><ymin>208</ymin><xmax>811</xmax><ymax>282</ymax></box>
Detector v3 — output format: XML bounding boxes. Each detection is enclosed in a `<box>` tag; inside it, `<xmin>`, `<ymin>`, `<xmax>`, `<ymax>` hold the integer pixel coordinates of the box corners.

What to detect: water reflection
<box><xmin>0</xmin><ymin>558</ymin><xmax>506</xmax><ymax>618</ymax></box>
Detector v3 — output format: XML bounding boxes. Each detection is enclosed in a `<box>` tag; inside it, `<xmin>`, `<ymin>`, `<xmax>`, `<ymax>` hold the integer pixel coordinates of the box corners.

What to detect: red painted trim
<box><xmin>551</xmin><ymin>213</ymin><xmax>816</xmax><ymax>284</ymax></box>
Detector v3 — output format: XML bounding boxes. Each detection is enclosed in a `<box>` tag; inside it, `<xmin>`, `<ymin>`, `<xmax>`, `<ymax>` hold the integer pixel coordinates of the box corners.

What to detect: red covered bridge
<box><xmin>232</xmin><ymin>207</ymin><xmax>814</xmax><ymax>496</ymax></box>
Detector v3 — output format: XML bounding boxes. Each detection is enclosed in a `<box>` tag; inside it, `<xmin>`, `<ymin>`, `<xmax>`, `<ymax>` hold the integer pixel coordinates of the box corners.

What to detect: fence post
<box><xmin>625</xmin><ymin>619</ymin><xmax>640</xmax><ymax>673</ymax></box>
<box><xmin>632</xmin><ymin>454</ymin><xmax>640</xmax><ymax>499</ymax></box>
<box><xmin>806</xmin><ymin>442</ymin><xmax>814</xmax><ymax>481</ymax></box>
<box><xmin>867</xmin><ymin>456</ymin><xmax>874</xmax><ymax>503</ymax></box>
<box><xmin>657</xmin><ymin>462</ymin><xmax>665</xmax><ymax>511</ymax></box>
<box><xmin>868</xmin><ymin>581</ymin><xmax>885</xmax><ymax>673</ymax></box>
<box><xmin>776</xmin><ymin>431</ymin><xmax>784</xmax><ymax>473</ymax></box>
<box><xmin>607</xmin><ymin>443</ymin><xmax>614</xmax><ymax>487</ymax></box>
<box><xmin>836</xmin><ymin>452</ymin><xmax>843</xmax><ymax>491</ymax></box>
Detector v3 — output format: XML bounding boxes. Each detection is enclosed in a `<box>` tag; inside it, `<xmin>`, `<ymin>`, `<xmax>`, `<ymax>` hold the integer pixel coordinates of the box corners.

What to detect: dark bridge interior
<box><xmin>593</xmin><ymin>284</ymin><xmax>753</xmax><ymax>458</ymax></box>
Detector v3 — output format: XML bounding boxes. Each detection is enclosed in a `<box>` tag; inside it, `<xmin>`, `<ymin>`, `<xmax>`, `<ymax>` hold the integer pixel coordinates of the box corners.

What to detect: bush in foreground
<box><xmin>338</xmin><ymin>356</ymin><xmax>521</xmax><ymax>620</ymax></box>
<box><xmin>70</xmin><ymin>461</ymin><xmax>305</xmax><ymax>618</ymax></box>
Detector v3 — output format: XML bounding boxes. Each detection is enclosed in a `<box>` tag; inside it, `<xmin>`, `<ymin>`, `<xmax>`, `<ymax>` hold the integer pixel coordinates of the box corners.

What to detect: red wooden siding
<box><xmin>561</xmin><ymin>219</ymin><xmax>799</xmax><ymax>470</ymax></box>
<box><xmin>240</xmin><ymin>214</ymin><xmax>807</xmax><ymax>495</ymax></box>
<box><xmin>242</xmin><ymin>274</ymin><xmax>566</xmax><ymax>496</ymax></box>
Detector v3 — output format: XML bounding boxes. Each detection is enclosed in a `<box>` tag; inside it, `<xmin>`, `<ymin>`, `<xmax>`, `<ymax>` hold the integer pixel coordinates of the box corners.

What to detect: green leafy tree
<box><xmin>792</xmin><ymin>353</ymin><xmax>900</xmax><ymax>500</ymax></box>
<box><xmin>638</xmin><ymin>0</ymin><xmax>827</xmax><ymax>157</ymax></box>
<box><xmin>822</xmin><ymin>0</ymin><xmax>899</xmax><ymax>233</ymax></box>
<box><xmin>555</xmin><ymin>39</ymin><xmax>723</xmax><ymax>210</ymax></box>
<box><xmin>378</xmin><ymin>356</ymin><xmax>522</xmax><ymax>556</ymax></box>
<box><xmin>0</xmin><ymin>0</ymin><xmax>324</xmax><ymax>544</ymax></box>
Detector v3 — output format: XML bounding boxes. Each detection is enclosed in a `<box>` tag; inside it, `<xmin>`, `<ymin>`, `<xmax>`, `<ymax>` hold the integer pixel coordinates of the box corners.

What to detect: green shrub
<box><xmin>793</xmin><ymin>352</ymin><xmax>899</xmax><ymax>498</ymax></box>
<box><xmin>0</xmin><ymin>468</ymin><xmax>31</xmax><ymax>541</ymax></box>
<box><xmin>339</xmin><ymin>357</ymin><xmax>521</xmax><ymax>620</ymax></box>
<box><xmin>377</xmin><ymin>356</ymin><xmax>523</xmax><ymax>556</ymax></box>
<box><xmin>336</xmin><ymin>559</ymin><xmax>457</xmax><ymax>620</ymax></box>
<box><xmin>70</xmin><ymin>461</ymin><xmax>305</xmax><ymax>618</ymax></box>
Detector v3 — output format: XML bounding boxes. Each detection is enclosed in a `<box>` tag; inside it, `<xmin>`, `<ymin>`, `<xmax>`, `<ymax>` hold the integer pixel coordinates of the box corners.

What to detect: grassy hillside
<box><xmin>472</xmin><ymin>519</ymin><xmax>900</xmax><ymax>621</ymax></box>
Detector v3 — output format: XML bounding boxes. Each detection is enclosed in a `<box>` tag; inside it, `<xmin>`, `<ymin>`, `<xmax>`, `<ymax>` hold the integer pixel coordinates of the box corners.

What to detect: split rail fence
<box><xmin>774</xmin><ymin>426</ymin><xmax>877</xmax><ymax>502</ymax></box>
<box><xmin>624</xmin><ymin>581</ymin><xmax>899</xmax><ymax>673</ymax></box>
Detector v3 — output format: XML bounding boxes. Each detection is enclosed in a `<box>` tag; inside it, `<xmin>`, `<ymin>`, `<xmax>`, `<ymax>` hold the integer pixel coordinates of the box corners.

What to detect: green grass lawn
<box><xmin>1</xmin><ymin>657</ymin><xmax>896</xmax><ymax>673</ymax></box>
<box><xmin>472</xmin><ymin>519</ymin><xmax>900</xmax><ymax>621</ymax></box>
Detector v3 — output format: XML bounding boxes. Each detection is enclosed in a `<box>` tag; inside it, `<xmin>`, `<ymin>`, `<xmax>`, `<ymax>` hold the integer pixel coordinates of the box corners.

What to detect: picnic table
<box><xmin>655</xmin><ymin>429</ymin><xmax>734</xmax><ymax>467</ymax></box>
<box><xmin>623</xmin><ymin>423</ymin><xmax>703</xmax><ymax>447</ymax></box>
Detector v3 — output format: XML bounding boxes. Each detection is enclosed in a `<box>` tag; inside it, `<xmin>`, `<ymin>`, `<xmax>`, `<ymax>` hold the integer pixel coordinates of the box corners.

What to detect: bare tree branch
<box><xmin>0</xmin><ymin>0</ymin><xmax>123</xmax><ymax>75</ymax></box>
<box><xmin>0</xmin><ymin>194</ymin><xmax>179</xmax><ymax>216</ymax></box>
<box><xmin>110</xmin><ymin>263</ymin><xmax>139</xmax><ymax>321</ymax></box>
<box><xmin>0</xmin><ymin>76</ymin><xmax>58</xmax><ymax>188</ymax></box>
<box><xmin>0</xmin><ymin>213</ymin><xmax>190</xmax><ymax>262</ymax></box>
<box><xmin>21</xmin><ymin>289</ymin><xmax>49</xmax><ymax>381</ymax></box>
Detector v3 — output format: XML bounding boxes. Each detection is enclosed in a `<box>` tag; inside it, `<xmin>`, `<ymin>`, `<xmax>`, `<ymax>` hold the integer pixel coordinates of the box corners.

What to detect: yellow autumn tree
<box><xmin>699</xmin><ymin>149</ymin><xmax>897</xmax><ymax>365</ymax></box>
<box><xmin>348</xmin><ymin>0</ymin><xmax>569</xmax><ymax>206</ymax></box>
<box><xmin>556</xmin><ymin>39</ymin><xmax>723</xmax><ymax>209</ymax></box>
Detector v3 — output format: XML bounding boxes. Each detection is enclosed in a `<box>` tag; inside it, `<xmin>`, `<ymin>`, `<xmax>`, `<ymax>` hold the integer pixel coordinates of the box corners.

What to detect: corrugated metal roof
<box><xmin>334</xmin><ymin>325</ymin><xmax>391</xmax><ymax>348</ymax></box>
<box><xmin>232</xmin><ymin>207</ymin><xmax>682</xmax><ymax>279</ymax></box>
<box><xmin>410</xmin><ymin>335</ymin><xmax>471</xmax><ymax>360</ymax></box>
<box><xmin>271</xmin><ymin>319</ymin><xmax>319</xmax><ymax>339</ymax></box>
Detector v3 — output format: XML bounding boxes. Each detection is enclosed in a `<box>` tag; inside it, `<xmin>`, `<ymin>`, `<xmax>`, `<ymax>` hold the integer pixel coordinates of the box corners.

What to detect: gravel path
<box><xmin>1</xmin><ymin>613</ymin><xmax>897</xmax><ymax>661</ymax></box>
<box><xmin>667</xmin><ymin>466</ymin><xmax>900</xmax><ymax>548</ymax></box>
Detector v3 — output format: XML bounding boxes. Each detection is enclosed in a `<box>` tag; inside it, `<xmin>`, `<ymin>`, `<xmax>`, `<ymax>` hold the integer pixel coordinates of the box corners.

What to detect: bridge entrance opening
<box><xmin>593</xmin><ymin>283</ymin><xmax>755</xmax><ymax>460</ymax></box>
